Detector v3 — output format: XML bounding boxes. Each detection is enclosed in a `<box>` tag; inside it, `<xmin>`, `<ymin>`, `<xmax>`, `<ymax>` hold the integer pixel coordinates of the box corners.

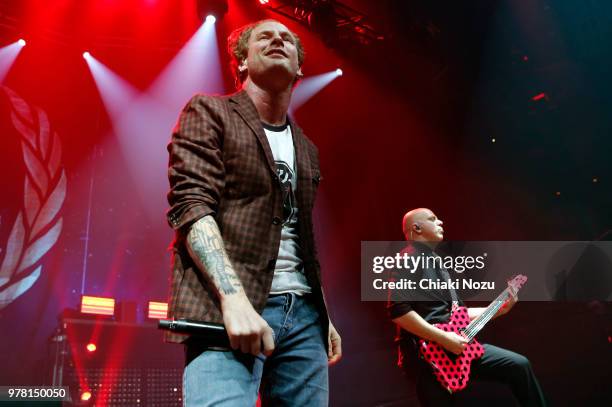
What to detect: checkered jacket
<box><xmin>165</xmin><ymin>90</ymin><xmax>328</xmax><ymax>343</ymax></box>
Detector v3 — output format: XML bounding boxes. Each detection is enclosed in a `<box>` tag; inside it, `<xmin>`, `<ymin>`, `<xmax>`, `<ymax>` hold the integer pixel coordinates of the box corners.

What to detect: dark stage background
<box><xmin>0</xmin><ymin>0</ymin><xmax>611</xmax><ymax>405</ymax></box>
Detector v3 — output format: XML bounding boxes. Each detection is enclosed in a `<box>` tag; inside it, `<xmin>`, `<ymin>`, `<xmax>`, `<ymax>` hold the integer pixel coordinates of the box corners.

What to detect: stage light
<box><xmin>83</xmin><ymin>51</ymin><xmax>91</xmax><ymax>59</ymax></box>
<box><xmin>335</xmin><ymin>68</ymin><xmax>343</xmax><ymax>76</ymax></box>
<box><xmin>81</xmin><ymin>391</ymin><xmax>92</xmax><ymax>401</ymax></box>
<box><xmin>80</xmin><ymin>295</ymin><xmax>115</xmax><ymax>316</ymax></box>
<box><xmin>532</xmin><ymin>92</ymin><xmax>547</xmax><ymax>101</ymax></box>
<box><xmin>197</xmin><ymin>0</ymin><xmax>227</xmax><ymax>22</ymax></box>
<box><xmin>259</xmin><ymin>0</ymin><xmax>270</xmax><ymax>5</ymax></box>
<box><xmin>147</xmin><ymin>301</ymin><xmax>168</xmax><ymax>319</ymax></box>
<box><xmin>86</xmin><ymin>343</ymin><xmax>97</xmax><ymax>353</ymax></box>
<box><xmin>17</xmin><ymin>39</ymin><xmax>26</xmax><ymax>46</ymax></box>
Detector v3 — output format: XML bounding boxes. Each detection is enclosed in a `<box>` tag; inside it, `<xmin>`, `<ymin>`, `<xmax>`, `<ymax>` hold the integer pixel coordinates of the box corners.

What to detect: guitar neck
<box><xmin>463</xmin><ymin>289</ymin><xmax>511</xmax><ymax>341</ymax></box>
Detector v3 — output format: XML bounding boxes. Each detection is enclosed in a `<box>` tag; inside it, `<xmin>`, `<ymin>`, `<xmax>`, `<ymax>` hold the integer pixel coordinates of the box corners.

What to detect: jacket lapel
<box><xmin>229</xmin><ymin>90</ymin><xmax>277</xmax><ymax>177</ymax></box>
<box><xmin>289</xmin><ymin>119</ymin><xmax>311</xmax><ymax>187</ymax></box>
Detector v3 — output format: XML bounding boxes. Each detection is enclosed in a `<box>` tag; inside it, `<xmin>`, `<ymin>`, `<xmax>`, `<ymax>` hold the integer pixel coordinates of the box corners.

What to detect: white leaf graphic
<box><xmin>0</xmin><ymin>86</ymin><xmax>66</xmax><ymax>308</ymax></box>
<box><xmin>4</xmin><ymin>87</ymin><xmax>34</xmax><ymax>125</ymax></box>
<box><xmin>10</xmin><ymin>110</ymin><xmax>37</xmax><ymax>148</ymax></box>
<box><xmin>37</xmin><ymin>108</ymin><xmax>51</xmax><ymax>161</ymax></box>
<box><xmin>31</xmin><ymin>172</ymin><xmax>66</xmax><ymax>239</ymax></box>
<box><xmin>0</xmin><ymin>213</ymin><xmax>25</xmax><ymax>287</ymax></box>
<box><xmin>22</xmin><ymin>140</ymin><xmax>49</xmax><ymax>195</ymax></box>
<box><xmin>24</xmin><ymin>177</ymin><xmax>41</xmax><ymax>228</ymax></box>
<box><xmin>0</xmin><ymin>266</ymin><xmax>42</xmax><ymax>310</ymax></box>
<box><xmin>48</xmin><ymin>132</ymin><xmax>62</xmax><ymax>177</ymax></box>
<box><xmin>18</xmin><ymin>218</ymin><xmax>63</xmax><ymax>274</ymax></box>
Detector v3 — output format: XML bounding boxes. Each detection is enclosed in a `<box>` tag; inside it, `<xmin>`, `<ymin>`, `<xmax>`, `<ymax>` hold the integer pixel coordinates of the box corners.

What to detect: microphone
<box><xmin>158</xmin><ymin>318</ymin><xmax>230</xmax><ymax>348</ymax></box>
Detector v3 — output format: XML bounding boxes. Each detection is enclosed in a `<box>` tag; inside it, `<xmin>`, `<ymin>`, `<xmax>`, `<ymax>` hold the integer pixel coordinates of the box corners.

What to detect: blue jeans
<box><xmin>183</xmin><ymin>293</ymin><xmax>328</xmax><ymax>407</ymax></box>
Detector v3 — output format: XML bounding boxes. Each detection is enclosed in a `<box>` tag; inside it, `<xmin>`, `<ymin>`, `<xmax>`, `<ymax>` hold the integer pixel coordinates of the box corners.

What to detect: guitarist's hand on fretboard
<box><xmin>496</xmin><ymin>285</ymin><xmax>519</xmax><ymax>318</ymax></box>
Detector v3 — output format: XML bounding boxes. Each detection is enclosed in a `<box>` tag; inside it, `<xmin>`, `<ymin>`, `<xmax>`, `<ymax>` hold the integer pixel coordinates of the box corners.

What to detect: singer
<box><xmin>165</xmin><ymin>19</ymin><xmax>341</xmax><ymax>406</ymax></box>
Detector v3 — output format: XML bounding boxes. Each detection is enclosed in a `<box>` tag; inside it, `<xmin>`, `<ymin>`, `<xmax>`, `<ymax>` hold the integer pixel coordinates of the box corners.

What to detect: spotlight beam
<box><xmin>85</xmin><ymin>53</ymin><xmax>171</xmax><ymax>220</ymax></box>
<box><xmin>149</xmin><ymin>17</ymin><xmax>224</xmax><ymax>111</ymax></box>
<box><xmin>83</xmin><ymin>52</ymin><xmax>139</xmax><ymax>119</ymax></box>
<box><xmin>0</xmin><ymin>39</ymin><xmax>27</xmax><ymax>83</ymax></box>
<box><xmin>290</xmin><ymin>70</ymin><xmax>342</xmax><ymax>113</ymax></box>
<box><xmin>82</xmin><ymin>16</ymin><xmax>226</xmax><ymax>222</ymax></box>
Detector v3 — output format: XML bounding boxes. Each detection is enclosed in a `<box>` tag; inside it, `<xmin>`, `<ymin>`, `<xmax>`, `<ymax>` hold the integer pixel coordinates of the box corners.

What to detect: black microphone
<box><xmin>158</xmin><ymin>318</ymin><xmax>230</xmax><ymax>348</ymax></box>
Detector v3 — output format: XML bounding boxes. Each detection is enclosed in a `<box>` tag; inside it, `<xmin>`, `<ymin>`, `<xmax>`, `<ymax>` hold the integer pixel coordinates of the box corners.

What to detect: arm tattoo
<box><xmin>187</xmin><ymin>216</ymin><xmax>241</xmax><ymax>296</ymax></box>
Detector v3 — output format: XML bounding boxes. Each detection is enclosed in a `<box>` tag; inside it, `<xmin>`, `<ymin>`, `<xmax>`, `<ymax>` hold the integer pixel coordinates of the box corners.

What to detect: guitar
<box><xmin>418</xmin><ymin>274</ymin><xmax>528</xmax><ymax>393</ymax></box>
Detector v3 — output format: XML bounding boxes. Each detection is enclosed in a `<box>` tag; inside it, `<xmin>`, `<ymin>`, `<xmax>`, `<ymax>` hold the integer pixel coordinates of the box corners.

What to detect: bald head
<box><xmin>402</xmin><ymin>208</ymin><xmax>444</xmax><ymax>242</ymax></box>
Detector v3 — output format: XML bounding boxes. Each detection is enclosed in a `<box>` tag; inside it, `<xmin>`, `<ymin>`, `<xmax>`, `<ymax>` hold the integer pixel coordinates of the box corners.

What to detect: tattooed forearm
<box><xmin>187</xmin><ymin>216</ymin><xmax>242</xmax><ymax>296</ymax></box>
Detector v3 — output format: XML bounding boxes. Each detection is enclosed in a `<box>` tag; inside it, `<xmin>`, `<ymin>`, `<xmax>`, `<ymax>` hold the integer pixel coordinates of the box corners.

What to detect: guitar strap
<box><xmin>433</xmin><ymin>252</ymin><xmax>459</xmax><ymax>305</ymax></box>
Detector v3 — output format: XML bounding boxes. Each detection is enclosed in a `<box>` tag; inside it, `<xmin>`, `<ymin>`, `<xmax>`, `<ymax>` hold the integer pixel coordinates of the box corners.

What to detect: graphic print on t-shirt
<box><xmin>275</xmin><ymin>160</ymin><xmax>296</xmax><ymax>225</ymax></box>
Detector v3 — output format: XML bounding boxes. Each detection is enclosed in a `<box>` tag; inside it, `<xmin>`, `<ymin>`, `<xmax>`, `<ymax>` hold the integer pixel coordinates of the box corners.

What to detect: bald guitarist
<box><xmin>388</xmin><ymin>208</ymin><xmax>547</xmax><ymax>407</ymax></box>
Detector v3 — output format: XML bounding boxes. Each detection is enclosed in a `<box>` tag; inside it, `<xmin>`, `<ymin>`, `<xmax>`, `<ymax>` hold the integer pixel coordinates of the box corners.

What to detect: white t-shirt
<box><xmin>262</xmin><ymin>121</ymin><xmax>311</xmax><ymax>295</ymax></box>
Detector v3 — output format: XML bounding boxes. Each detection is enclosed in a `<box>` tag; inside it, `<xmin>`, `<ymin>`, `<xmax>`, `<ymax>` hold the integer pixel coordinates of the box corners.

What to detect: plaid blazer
<box><xmin>165</xmin><ymin>90</ymin><xmax>328</xmax><ymax>344</ymax></box>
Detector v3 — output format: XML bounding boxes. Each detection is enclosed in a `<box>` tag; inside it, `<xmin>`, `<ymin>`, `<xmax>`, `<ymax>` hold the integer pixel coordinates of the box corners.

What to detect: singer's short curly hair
<box><xmin>227</xmin><ymin>19</ymin><xmax>305</xmax><ymax>88</ymax></box>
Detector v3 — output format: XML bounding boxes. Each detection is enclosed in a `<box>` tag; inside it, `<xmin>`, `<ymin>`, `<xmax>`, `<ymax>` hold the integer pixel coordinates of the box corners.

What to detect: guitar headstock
<box><xmin>507</xmin><ymin>274</ymin><xmax>528</xmax><ymax>295</ymax></box>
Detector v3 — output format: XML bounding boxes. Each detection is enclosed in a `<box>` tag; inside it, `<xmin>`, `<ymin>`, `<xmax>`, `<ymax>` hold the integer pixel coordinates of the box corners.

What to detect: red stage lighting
<box><xmin>80</xmin><ymin>295</ymin><xmax>115</xmax><ymax>316</ymax></box>
<box><xmin>259</xmin><ymin>0</ymin><xmax>270</xmax><ymax>5</ymax></box>
<box><xmin>532</xmin><ymin>92</ymin><xmax>547</xmax><ymax>101</ymax></box>
<box><xmin>17</xmin><ymin>39</ymin><xmax>26</xmax><ymax>46</ymax></box>
<box><xmin>147</xmin><ymin>301</ymin><xmax>168</xmax><ymax>319</ymax></box>
<box><xmin>81</xmin><ymin>391</ymin><xmax>92</xmax><ymax>401</ymax></box>
<box><xmin>86</xmin><ymin>343</ymin><xmax>97</xmax><ymax>353</ymax></box>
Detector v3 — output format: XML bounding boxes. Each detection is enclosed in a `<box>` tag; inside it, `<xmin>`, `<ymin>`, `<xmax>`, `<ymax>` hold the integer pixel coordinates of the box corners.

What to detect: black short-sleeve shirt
<box><xmin>386</xmin><ymin>242</ymin><xmax>465</xmax><ymax>368</ymax></box>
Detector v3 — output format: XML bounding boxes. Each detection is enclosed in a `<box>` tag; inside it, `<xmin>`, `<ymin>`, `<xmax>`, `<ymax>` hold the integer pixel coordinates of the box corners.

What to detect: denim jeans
<box><xmin>183</xmin><ymin>293</ymin><xmax>328</xmax><ymax>407</ymax></box>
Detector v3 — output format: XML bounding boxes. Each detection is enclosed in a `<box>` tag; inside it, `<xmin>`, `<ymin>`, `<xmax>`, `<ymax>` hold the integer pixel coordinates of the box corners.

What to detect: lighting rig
<box><xmin>259</xmin><ymin>0</ymin><xmax>385</xmax><ymax>46</ymax></box>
